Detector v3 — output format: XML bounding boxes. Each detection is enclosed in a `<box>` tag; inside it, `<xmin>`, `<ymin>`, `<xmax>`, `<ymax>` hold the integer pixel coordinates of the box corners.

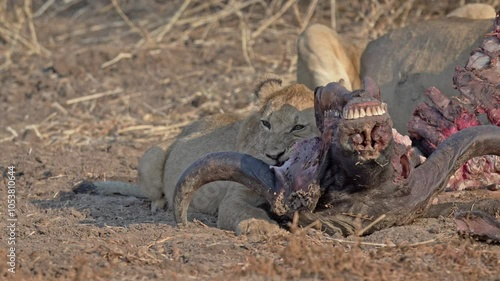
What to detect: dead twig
<box><xmin>329</xmin><ymin>237</ymin><xmax>437</xmax><ymax>248</ymax></box>
<box><xmin>177</xmin><ymin>0</ymin><xmax>262</xmax><ymax>29</ymax></box>
<box><xmin>292</xmin><ymin>2</ymin><xmax>302</xmax><ymax>26</ymax></box>
<box><xmin>153</xmin><ymin>0</ymin><xmax>192</xmax><ymax>43</ymax></box>
<box><xmin>24</xmin><ymin>0</ymin><xmax>42</xmax><ymax>55</ymax></box>
<box><xmin>110</xmin><ymin>0</ymin><xmax>151</xmax><ymax>44</ymax></box>
<box><xmin>100</xmin><ymin>52</ymin><xmax>133</xmax><ymax>69</ymax></box>
<box><xmin>52</xmin><ymin>102</ymin><xmax>69</xmax><ymax>115</ymax></box>
<box><xmin>330</xmin><ymin>0</ymin><xmax>336</xmax><ymax>30</ymax></box>
<box><xmin>300</xmin><ymin>0</ymin><xmax>319</xmax><ymax>32</ymax></box>
<box><xmin>117</xmin><ymin>125</ymin><xmax>155</xmax><ymax>134</ymax></box>
<box><xmin>66</xmin><ymin>88</ymin><xmax>123</xmax><ymax>105</ymax></box>
<box><xmin>235</xmin><ymin>10</ymin><xmax>255</xmax><ymax>71</ymax></box>
<box><xmin>251</xmin><ymin>0</ymin><xmax>296</xmax><ymax>38</ymax></box>
<box><xmin>146</xmin><ymin>236</ymin><xmax>173</xmax><ymax>249</ymax></box>
<box><xmin>356</xmin><ymin>214</ymin><xmax>387</xmax><ymax>236</ymax></box>
<box><xmin>25</xmin><ymin>125</ymin><xmax>43</xmax><ymax>139</ymax></box>
<box><xmin>6</xmin><ymin>127</ymin><xmax>19</xmax><ymax>138</ymax></box>
<box><xmin>183</xmin><ymin>0</ymin><xmax>224</xmax><ymax>17</ymax></box>
<box><xmin>41</xmin><ymin>112</ymin><xmax>58</xmax><ymax>124</ymax></box>
<box><xmin>33</xmin><ymin>0</ymin><xmax>55</xmax><ymax>18</ymax></box>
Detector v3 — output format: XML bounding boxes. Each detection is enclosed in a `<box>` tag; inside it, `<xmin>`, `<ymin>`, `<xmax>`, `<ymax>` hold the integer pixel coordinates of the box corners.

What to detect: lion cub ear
<box><xmin>253</xmin><ymin>74</ymin><xmax>283</xmax><ymax>101</ymax></box>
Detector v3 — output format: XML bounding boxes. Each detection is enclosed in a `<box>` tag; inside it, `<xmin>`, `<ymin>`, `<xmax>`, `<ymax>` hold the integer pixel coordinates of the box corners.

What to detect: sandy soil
<box><xmin>0</xmin><ymin>1</ymin><xmax>499</xmax><ymax>280</ymax></box>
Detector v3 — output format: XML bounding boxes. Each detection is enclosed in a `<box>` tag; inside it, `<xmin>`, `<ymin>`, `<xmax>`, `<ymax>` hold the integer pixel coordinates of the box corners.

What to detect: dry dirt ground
<box><xmin>0</xmin><ymin>1</ymin><xmax>499</xmax><ymax>280</ymax></box>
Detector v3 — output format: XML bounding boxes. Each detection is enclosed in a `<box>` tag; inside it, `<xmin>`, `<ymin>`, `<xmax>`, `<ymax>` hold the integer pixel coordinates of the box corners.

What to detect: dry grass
<box><xmin>223</xmin><ymin>228</ymin><xmax>499</xmax><ymax>280</ymax></box>
<box><xmin>3</xmin><ymin>0</ymin><xmax>497</xmax><ymax>147</ymax></box>
<box><xmin>0</xmin><ymin>0</ymin><xmax>49</xmax><ymax>70</ymax></box>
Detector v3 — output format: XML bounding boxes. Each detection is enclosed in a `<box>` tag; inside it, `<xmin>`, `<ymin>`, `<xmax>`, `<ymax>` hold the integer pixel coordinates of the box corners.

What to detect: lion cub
<box><xmin>79</xmin><ymin>75</ymin><xmax>317</xmax><ymax>237</ymax></box>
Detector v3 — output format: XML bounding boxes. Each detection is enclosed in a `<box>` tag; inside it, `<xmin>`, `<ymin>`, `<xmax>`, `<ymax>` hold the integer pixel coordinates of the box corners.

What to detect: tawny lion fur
<box><xmin>88</xmin><ymin>75</ymin><xmax>318</xmax><ymax>236</ymax></box>
<box><xmin>297</xmin><ymin>3</ymin><xmax>496</xmax><ymax>133</ymax></box>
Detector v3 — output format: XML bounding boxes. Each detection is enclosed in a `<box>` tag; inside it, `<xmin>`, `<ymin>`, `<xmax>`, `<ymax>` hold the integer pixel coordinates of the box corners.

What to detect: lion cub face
<box><xmin>237</xmin><ymin>76</ymin><xmax>318</xmax><ymax>165</ymax></box>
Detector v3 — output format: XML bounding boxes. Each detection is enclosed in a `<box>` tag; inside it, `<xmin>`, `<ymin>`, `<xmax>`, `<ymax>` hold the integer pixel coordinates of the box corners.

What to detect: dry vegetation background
<box><xmin>2</xmin><ymin>0</ymin><xmax>499</xmax><ymax>146</ymax></box>
<box><xmin>0</xmin><ymin>0</ymin><xmax>499</xmax><ymax>280</ymax></box>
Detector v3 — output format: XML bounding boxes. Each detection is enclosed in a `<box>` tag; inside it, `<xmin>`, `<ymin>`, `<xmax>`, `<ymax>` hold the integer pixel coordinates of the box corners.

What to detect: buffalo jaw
<box><xmin>314</xmin><ymin>77</ymin><xmax>396</xmax><ymax>190</ymax></box>
<box><xmin>304</xmin><ymin>126</ymin><xmax>500</xmax><ymax>236</ymax></box>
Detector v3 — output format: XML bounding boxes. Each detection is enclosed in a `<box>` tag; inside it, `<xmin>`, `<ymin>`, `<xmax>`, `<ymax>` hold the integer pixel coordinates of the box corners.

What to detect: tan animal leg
<box><xmin>446</xmin><ymin>3</ymin><xmax>496</xmax><ymax>19</ymax></box>
<box><xmin>297</xmin><ymin>3</ymin><xmax>494</xmax><ymax>93</ymax></box>
<box><xmin>217</xmin><ymin>187</ymin><xmax>284</xmax><ymax>238</ymax></box>
<box><xmin>297</xmin><ymin>24</ymin><xmax>365</xmax><ymax>90</ymax></box>
<box><xmin>137</xmin><ymin>141</ymin><xmax>172</xmax><ymax>212</ymax></box>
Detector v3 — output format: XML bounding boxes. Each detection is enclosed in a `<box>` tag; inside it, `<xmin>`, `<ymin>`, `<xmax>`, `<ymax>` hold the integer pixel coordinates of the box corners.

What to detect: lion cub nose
<box><xmin>266</xmin><ymin>150</ymin><xmax>285</xmax><ymax>162</ymax></box>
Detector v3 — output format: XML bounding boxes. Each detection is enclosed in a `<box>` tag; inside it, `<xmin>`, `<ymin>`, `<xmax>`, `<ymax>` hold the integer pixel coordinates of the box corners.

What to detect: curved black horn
<box><xmin>173</xmin><ymin>152</ymin><xmax>278</xmax><ymax>225</ymax></box>
<box><xmin>314</xmin><ymin>81</ymin><xmax>350</xmax><ymax>132</ymax></box>
<box><xmin>399</xmin><ymin>125</ymin><xmax>500</xmax><ymax>219</ymax></box>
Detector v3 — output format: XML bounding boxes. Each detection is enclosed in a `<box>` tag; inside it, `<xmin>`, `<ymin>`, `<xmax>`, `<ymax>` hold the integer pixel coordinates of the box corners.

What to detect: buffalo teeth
<box><xmin>365</xmin><ymin>107</ymin><xmax>373</xmax><ymax>116</ymax></box>
<box><xmin>342</xmin><ymin>104</ymin><xmax>387</xmax><ymax>119</ymax></box>
<box><xmin>359</xmin><ymin>108</ymin><xmax>366</xmax><ymax>118</ymax></box>
<box><xmin>347</xmin><ymin>109</ymin><xmax>354</xmax><ymax>119</ymax></box>
<box><xmin>353</xmin><ymin>108</ymin><xmax>360</xmax><ymax>119</ymax></box>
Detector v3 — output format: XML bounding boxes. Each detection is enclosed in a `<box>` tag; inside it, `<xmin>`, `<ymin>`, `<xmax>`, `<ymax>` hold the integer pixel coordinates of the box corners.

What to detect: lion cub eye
<box><xmin>291</xmin><ymin>124</ymin><xmax>306</xmax><ymax>132</ymax></box>
<box><xmin>261</xmin><ymin>120</ymin><xmax>271</xmax><ymax>129</ymax></box>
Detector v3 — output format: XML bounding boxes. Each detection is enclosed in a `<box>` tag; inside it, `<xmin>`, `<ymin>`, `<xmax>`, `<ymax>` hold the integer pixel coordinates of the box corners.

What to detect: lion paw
<box><xmin>150</xmin><ymin>198</ymin><xmax>166</xmax><ymax>213</ymax></box>
<box><xmin>236</xmin><ymin>218</ymin><xmax>286</xmax><ymax>240</ymax></box>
